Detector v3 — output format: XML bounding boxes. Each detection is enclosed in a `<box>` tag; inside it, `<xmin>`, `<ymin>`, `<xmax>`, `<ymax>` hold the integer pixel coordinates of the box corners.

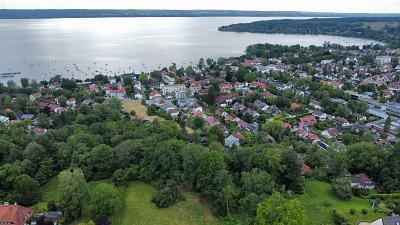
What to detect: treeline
<box><xmin>219</xmin><ymin>17</ymin><xmax>400</xmax><ymax>48</ymax></box>
<box><xmin>2</xmin><ymin>10</ymin><xmax>400</xmax><ymax>19</ymax></box>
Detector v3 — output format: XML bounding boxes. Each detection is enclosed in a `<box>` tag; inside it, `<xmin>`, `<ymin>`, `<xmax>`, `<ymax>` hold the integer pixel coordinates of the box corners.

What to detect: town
<box><xmin>0</xmin><ymin>42</ymin><xmax>400</xmax><ymax>225</ymax></box>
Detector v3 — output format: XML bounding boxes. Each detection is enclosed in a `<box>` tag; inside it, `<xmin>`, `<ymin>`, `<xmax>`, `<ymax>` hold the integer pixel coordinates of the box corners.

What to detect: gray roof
<box><xmin>382</xmin><ymin>216</ymin><xmax>400</xmax><ymax>225</ymax></box>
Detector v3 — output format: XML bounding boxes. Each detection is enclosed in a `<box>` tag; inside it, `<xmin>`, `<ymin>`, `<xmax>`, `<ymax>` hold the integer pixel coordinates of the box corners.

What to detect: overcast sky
<box><xmin>1</xmin><ymin>0</ymin><xmax>400</xmax><ymax>13</ymax></box>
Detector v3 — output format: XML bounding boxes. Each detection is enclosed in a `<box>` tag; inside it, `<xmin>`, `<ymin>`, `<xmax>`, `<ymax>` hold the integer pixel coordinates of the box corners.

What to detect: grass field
<box><xmin>113</xmin><ymin>182</ymin><xmax>222</xmax><ymax>225</ymax></box>
<box><xmin>301</xmin><ymin>181</ymin><xmax>387</xmax><ymax>225</ymax></box>
<box><xmin>122</xmin><ymin>100</ymin><xmax>163</xmax><ymax>122</ymax></box>
<box><xmin>36</xmin><ymin>178</ymin><xmax>221</xmax><ymax>225</ymax></box>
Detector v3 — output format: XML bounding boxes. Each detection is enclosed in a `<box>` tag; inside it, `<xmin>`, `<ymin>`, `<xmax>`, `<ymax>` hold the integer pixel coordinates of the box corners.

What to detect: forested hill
<box><xmin>0</xmin><ymin>9</ymin><xmax>400</xmax><ymax>19</ymax></box>
<box><xmin>218</xmin><ymin>17</ymin><xmax>400</xmax><ymax>48</ymax></box>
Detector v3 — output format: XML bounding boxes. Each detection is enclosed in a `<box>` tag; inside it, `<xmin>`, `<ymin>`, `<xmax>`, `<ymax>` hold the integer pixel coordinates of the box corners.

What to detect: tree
<box><xmin>255</xmin><ymin>192</ymin><xmax>307</xmax><ymax>225</ymax></box>
<box><xmin>384</xmin><ymin>116</ymin><xmax>392</xmax><ymax>133</ymax></box>
<box><xmin>86</xmin><ymin>144</ymin><xmax>114</xmax><ymax>180</ymax></box>
<box><xmin>334</xmin><ymin>104</ymin><xmax>351</xmax><ymax>118</ymax></box>
<box><xmin>151</xmin><ymin>186</ymin><xmax>182</xmax><ymax>208</ymax></box>
<box><xmin>331</xmin><ymin>177</ymin><xmax>352</xmax><ymax>200</ymax></box>
<box><xmin>20</xmin><ymin>78</ymin><xmax>29</xmax><ymax>88</ymax></box>
<box><xmin>90</xmin><ymin>183</ymin><xmax>121</xmax><ymax>220</ymax></box>
<box><xmin>222</xmin><ymin>185</ymin><xmax>235</xmax><ymax>216</ymax></box>
<box><xmin>262</xmin><ymin>120</ymin><xmax>284</xmax><ymax>141</ymax></box>
<box><xmin>244</xmin><ymin>73</ymin><xmax>257</xmax><ymax>83</ymax></box>
<box><xmin>59</xmin><ymin>168</ymin><xmax>88</xmax><ymax>222</ymax></box>
<box><xmin>13</xmin><ymin>174</ymin><xmax>40</xmax><ymax>206</ymax></box>
<box><xmin>282</xmin><ymin>149</ymin><xmax>305</xmax><ymax>193</ymax></box>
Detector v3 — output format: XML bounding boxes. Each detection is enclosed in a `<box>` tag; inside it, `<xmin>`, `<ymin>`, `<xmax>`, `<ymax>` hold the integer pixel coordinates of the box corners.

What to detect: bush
<box><xmin>151</xmin><ymin>186</ymin><xmax>183</xmax><ymax>208</ymax></box>
<box><xmin>362</xmin><ymin>209</ymin><xmax>368</xmax><ymax>215</ymax></box>
<box><xmin>331</xmin><ymin>177</ymin><xmax>352</xmax><ymax>200</ymax></box>
<box><xmin>352</xmin><ymin>187</ymin><xmax>369</xmax><ymax>197</ymax></box>
<box><xmin>332</xmin><ymin>210</ymin><xmax>349</xmax><ymax>225</ymax></box>
<box><xmin>323</xmin><ymin>200</ymin><xmax>332</xmax><ymax>207</ymax></box>
<box><xmin>112</xmin><ymin>169</ymin><xmax>129</xmax><ymax>187</ymax></box>
<box><xmin>349</xmin><ymin>208</ymin><xmax>355</xmax><ymax>215</ymax></box>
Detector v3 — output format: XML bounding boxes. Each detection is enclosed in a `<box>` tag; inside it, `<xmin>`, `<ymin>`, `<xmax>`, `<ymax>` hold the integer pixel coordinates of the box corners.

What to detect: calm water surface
<box><xmin>0</xmin><ymin>17</ymin><xmax>380</xmax><ymax>81</ymax></box>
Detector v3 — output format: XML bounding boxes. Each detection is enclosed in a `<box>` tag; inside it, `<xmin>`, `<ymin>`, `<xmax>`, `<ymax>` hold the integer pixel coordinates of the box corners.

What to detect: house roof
<box><xmin>351</xmin><ymin>173</ymin><xmax>374</xmax><ymax>185</ymax></box>
<box><xmin>0</xmin><ymin>204</ymin><xmax>33</xmax><ymax>225</ymax></box>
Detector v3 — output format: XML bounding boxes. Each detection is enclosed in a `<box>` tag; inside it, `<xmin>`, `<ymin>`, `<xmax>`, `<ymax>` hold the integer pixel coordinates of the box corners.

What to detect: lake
<box><xmin>0</xmin><ymin>17</ymin><xmax>381</xmax><ymax>81</ymax></box>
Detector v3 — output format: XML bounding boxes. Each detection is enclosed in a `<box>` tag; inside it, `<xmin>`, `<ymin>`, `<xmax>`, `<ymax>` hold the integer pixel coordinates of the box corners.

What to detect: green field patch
<box><xmin>301</xmin><ymin>181</ymin><xmax>387</xmax><ymax>225</ymax></box>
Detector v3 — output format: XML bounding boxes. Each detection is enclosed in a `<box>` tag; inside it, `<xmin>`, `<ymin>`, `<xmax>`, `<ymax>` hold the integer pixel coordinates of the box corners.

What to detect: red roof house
<box><xmin>0</xmin><ymin>203</ymin><xmax>33</xmax><ymax>225</ymax></box>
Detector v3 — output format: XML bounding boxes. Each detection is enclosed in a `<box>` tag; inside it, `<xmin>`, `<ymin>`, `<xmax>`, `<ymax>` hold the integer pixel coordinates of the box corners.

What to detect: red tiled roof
<box><xmin>251</xmin><ymin>81</ymin><xmax>268</xmax><ymax>90</ymax></box>
<box><xmin>291</xmin><ymin>103</ymin><xmax>301</xmax><ymax>110</ymax></box>
<box><xmin>0</xmin><ymin>204</ymin><xmax>33</xmax><ymax>225</ymax></box>
<box><xmin>302</xmin><ymin>164</ymin><xmax>311</xmax><ymax>174</ymax></box>
<box><xmin>3</xmin><ymin>108</ymin><xmax>14</xmax><ymax>113</ymax></box>
<box><xmin>299</xmin><ymin>115</ymin><xmax>316</xmax><ymax>126</ymax></box>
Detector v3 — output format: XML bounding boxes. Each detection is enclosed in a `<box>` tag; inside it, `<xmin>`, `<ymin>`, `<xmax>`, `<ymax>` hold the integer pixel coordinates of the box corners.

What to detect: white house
<box><xmin>161</xmin><ymin>84</ymin><xmax>187</xmax><ymax>99</ymax></box>
<box><xmin>105</xmin><ymin>86</ymin><xmax>126</xmax><ymax>99</ymax></box>
<box><xmin>29</xmin><ymin>93</ymin><xmax>42</xmax><ymax>101</ymax></box>
<box><xmin>66</xmin><ymin>98</ymin><xmax>76</xmax><ymax>108</ymax></box>
<box><xmin>0</xmin><ymin>115</ymin><xmax>10</xmax><ymax>124</ymax></box>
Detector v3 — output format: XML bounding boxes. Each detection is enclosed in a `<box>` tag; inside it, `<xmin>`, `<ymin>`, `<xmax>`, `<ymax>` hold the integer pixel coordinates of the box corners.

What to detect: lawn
<box><xmin>301</xmin><ymin>181</ymin><xmax>387</xmax><ymax>225</ymax></box>
<box><xmin>122</xmin><ymin>100</ymin><xmax>163</xmax><ymax>122</ymax></box>
<box><xmin>36</xmin><ymin>178</ymin><xmax>222</xmax><ymax>225</ymax></box>
<box><xmin>113</xmin><ymin>182</ymin><xmax>222</xmax><ymax>225</ymax></box>
<box><xmin>34</xmin><ymin>176</ymin><xmax>60</xmax><ymax>212</ymax></box>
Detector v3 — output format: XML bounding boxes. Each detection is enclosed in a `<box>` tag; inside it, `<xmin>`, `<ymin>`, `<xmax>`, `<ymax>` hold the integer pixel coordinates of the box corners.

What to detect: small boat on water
<box><xmin>0</xmin><ymin>72</ymin><xmax>21</xmax><ymax>78</ymax></box>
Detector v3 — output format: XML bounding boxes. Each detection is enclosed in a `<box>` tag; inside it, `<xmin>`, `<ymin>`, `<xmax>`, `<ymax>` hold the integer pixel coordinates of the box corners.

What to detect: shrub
<box><xmin>331</xmin><ymin>177</ymin><xmax>352</xmax><ymax>200</ymax></box>
<box><xmin>332</xmin><ymin>210</ymin><xmax>349</xmax><ymax>225</ymax></box>
<box><xmin>323</xmin><ymin>200</ymin><xmax>332</xmax><ymax>207</ymax></box>
<box><xmin>349</xmin><ymin>208</ymin><xmax>355</xmax><ymax>215</ymax></box>
<box><xmin>362</xmin><ymin>209</ymin><xmax>368</xmax><ymax>215</ymax></box>
<box><xmin>151</xmin><ymin>186</ymin><xmax>183</xmax><ymax>208</ymax></box>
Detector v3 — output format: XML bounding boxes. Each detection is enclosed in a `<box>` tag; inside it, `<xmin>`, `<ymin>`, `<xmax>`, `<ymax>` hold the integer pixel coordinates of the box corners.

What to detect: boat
<box><xmin>0</xmin><ymin>72</ymin><xmax>21</xmax><ymax>78</ymax></box>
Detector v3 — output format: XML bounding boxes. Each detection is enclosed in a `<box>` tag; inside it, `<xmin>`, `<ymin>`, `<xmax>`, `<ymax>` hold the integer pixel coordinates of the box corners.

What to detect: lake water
<box><xmin>0</xmin><ymin>17</ymin><xmax>380</xmax><ymax>81</ymax></box>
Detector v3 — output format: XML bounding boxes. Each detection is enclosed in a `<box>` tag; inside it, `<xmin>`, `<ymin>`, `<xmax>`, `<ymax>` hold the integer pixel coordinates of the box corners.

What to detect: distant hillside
<box><xmin>219</xmin><ymin>17</ymin><xmax>400</xmax><ymax>48</ymax></box>
<box><xmin>0</xmin><ymin>9</ymin><xmax>400</xmax><ymax>19</ymax></box>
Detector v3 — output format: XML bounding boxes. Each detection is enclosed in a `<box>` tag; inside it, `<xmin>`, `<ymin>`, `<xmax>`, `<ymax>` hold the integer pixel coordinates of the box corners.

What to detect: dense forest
<box><xmin>1</xmin><ymin>10</ymin><xmax>399</xmax><ymax>19</ymax></box>
<box><xmin>219</xmin><ymin>17</ymin><xmax>400</xmax><ymax>48</ymax></box>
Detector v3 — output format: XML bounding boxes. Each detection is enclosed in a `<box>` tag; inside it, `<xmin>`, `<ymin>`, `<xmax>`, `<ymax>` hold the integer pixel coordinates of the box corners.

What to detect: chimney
<box><xmin>13</xmin><ymin>202</ymin><xmax>17</xmax><ymax>207</ymax></box>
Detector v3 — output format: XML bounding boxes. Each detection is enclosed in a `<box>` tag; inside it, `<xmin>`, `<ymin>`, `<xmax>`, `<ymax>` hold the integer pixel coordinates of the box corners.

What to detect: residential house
<box><xmin>312</xmin><ymin>110</ymin><xmax>328</xmax><ymax>121</ymax></box>
<box><xmin>66</xmin><ymin>98</ymin><xmax>76</xmax><ymax>108</ymax></box>
<box><xmin>309</xmin><ymin>99</ymin><xmax>322</xmax><ymax>110</ymax></box>
<box><xmin>299</xmin><ymin>115</ymin><xmax>317</xmax><ymax>126</ymax></box>
<box><xmin>162</xmin><ymin>75</ymin><xmax>175</xmax><ymax>85</ymax></box>
<box><xmin>291</xmin><ymin>103</ymin><xmax>301</xmax><ymax>110</ymax></box>
<box><xmin>205</xmin><ymin>116</ymin><xmax>220</xmax><ymax>126</ymax></box>
<box><xmin>161</xmin><ymin>84</ymin><xmax>187</xmax><ymax>99</ymax></box>
<box><xmin>254</xmin><ymin>100</ymin><xmax>269</xmax><ymax>111</ymax></box>
<box><xmin>149</xmin><ymin>90</ymin><xmax>161</xmax><ymax>100</ymax></box>
<box><xmin>134</xmin><ymin>88</ymin><xmax>144</xmax><ymax>100</ymax></box>
<box><xmin>0</xmin><ymin>115</ymin><xmax>9</xmax><ymax>124</ymax></box>
<box><xmin>30</xmin><ymin>92</ymin><xmax>42</xmax><ymax>101</ymax></box>
<box><xmin>225</xmin><ymin>135</ymin><xmax>240</xmax><ymax>148</ymax></box>
<box><xmin>250</xmin><ymin>81</ymin><xmax>268</xmax><ymax>91</ymax></box>
<box><xmin>267</xmin><ymin>105</ymin><xmax>282</xmax><ymax>115</ymax></box>
<box><xmin>216</xmin><ymin>94</ymin><xmax>238</xmax><ymax>107</ymax></box>
<box><xmin>371</xmin><ymin>216</ymin><xmax>400</xmax><ymax>225</ymax></box>
<box><xmin>89</xmin><ymin>84</ymin><xmax>98</xmax><ymax>92</ymax></box>
<box><xmin>322</xmin><ymin>128</ymin><xmax>340</xmax><ymax>139</ymax></box>
<box><xmin>351</xmin><ymin>173</ymin><xmax>375</xmax><ymax>189</ymax></box>
<box><xmin>105</xmin><ymin>86</ymin><xmax>126</xmax><ymax>99</ymax></box>
<box><xmin>0</xmin><ymin>202</ymin><xmax>33</xmax><ymax>225</ymax></box>
<box><xmin>219</xmin><ymin>82</ymin><xmax>233</xmax><ymax>93</ymax></box>
<box><xmin>334</xmin><ymin>117</ymin><xmax>351</xmax><ymax>128</ymax></box>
